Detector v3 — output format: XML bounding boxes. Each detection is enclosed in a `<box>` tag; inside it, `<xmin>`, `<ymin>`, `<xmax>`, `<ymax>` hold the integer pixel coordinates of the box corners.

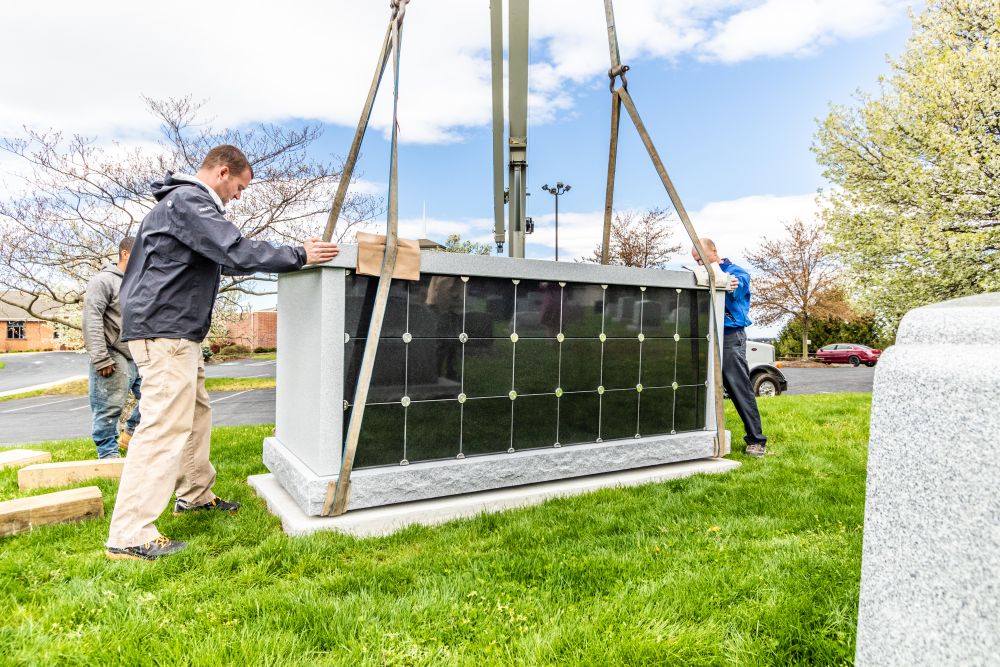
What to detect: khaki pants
<box><xmin>106</xmin><ymin>338</ymin><xmax>216</xmax><ymax>548</ymax></box>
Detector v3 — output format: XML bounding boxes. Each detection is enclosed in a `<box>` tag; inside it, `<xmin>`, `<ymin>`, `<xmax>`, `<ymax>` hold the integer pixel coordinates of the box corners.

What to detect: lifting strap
<box><xmin>323</xmin><ymin>0</ymin><xmax>409</xmax><ymax>516</ymax></box>
<box><xmin>601</xmin><ymin>0</ymin><xmax>728</xmax><ymax>457</ymax></box>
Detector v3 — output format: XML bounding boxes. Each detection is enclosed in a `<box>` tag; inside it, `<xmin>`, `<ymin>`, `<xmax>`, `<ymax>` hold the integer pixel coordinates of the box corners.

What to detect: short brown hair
<box><xmin>200</xmin><ymin>144</ymin><xmax>253</xmax><ymax>179</ymax></box>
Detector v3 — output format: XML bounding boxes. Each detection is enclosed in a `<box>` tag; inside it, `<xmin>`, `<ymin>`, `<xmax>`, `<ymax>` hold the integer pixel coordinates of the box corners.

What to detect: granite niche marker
<box><xmin>856</xmin><ymin>293</ymin><xmax>1000</xmax><ymax>666</ymax></box>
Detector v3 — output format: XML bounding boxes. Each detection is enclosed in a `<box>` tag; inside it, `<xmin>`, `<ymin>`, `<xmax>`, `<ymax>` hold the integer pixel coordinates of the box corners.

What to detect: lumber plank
<box><xmin>18</xmin><ymin>458</ymin><xmax>124</xmax><ymax>491</ymax></box>
<box><xmin>0</xmin><ymin>486</ymin><xmax>104</xmax><ymax>537</ymax></box>
<box><xmin>0</xmin><ymin>449</ymin><xmax>52</xmax><ymax>470</ymax></box>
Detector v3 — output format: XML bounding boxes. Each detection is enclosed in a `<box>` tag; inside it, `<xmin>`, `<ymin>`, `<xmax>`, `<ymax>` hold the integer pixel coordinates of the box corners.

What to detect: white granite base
<box><xmin>249</xmin><ymin>457</ymin><xmax>740</xmax><ymax>537</ymax></box>
<box><xmin>263</xmin><ymin>429</ymin><xmax>729</xmax><ymax>516</ymax></box>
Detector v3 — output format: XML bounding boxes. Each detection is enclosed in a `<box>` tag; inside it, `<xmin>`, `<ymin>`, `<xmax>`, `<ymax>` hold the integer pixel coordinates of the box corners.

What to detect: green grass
<box><xmin>1</xmin><ymin>377</ymin><xmax>276</xmax><ymax>402</ymax></box>
<box><xmin>203</xmin><ymin>377</ymin><xmax>276</xmax><ymax>392</ymax></box>
<box><xmin>0</xmin><ymin>394</ymin><xmax>869</xmax><ymax>665</ymax></box>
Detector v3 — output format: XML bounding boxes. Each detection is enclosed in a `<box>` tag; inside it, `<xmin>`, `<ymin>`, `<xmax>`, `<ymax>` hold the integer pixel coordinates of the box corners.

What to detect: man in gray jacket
<box><xmin>105</xmin><ymin>144</ymin><xmax>339</xmax><ymax>561</ymax></box>
<box><xmin>82</xmin><ymin>237</ymin><xmax>141</xmax><ymax>459</ymax></box>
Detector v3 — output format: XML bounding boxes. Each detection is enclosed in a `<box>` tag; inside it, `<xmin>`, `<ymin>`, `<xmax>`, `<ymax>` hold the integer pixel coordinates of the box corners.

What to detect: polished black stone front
<box><xmin>344</xmin><ymin>272</ymin><xmax>710</xmax><ymax>468</ymax></box>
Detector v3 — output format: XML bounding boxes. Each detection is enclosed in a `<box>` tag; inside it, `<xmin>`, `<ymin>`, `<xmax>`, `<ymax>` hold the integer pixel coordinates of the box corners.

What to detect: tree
<box><xmin>0</xmin><ymin>96</ymin><xmax>382</xmax><ymax>329</ymax></box>
<box><xmin>587</xmin><ymin>207</ymin><xmax>680</xmax><ymax>268</ymax></box>
<box><xmin>813</xmin><ymin>0</ymin><xmax>1000</xmax><ymax>330</ymax></box>
<box><xmin>439</xmin><ymin>234</ymin><xmax>492</xmax><ymax>255</ymax></box>
<box><xmin>745</xmin><ymin>219</ymin><xmax>851</xmax><ymax>360</ymax></box>
<box><xmin>774</xmin><ymin>314</ymin><xmax>887</xmax><ymax>359</ymax></box>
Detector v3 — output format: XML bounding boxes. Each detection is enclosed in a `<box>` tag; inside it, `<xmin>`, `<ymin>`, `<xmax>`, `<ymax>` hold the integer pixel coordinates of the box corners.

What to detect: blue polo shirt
<box><xmin>720</xmin><ymin>259</ymin><xmax>752</xmax><ymax>332</ymax></box>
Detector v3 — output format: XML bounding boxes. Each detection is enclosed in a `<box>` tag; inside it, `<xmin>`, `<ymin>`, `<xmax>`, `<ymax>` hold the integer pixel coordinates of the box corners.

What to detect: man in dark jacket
<box><xmin>82</xmin><ymin>236</ymin><xmax>141</xmax><ymax>459</ymax></box>
<box><xmin>106</xmin><ymin>144</ymin><xmax>339</xmax><ymax>561</ymax></box>
<box><xmin>691</xmin><ymin>239</ymin><xmax>768</xmax><ymax>459</ymax></box>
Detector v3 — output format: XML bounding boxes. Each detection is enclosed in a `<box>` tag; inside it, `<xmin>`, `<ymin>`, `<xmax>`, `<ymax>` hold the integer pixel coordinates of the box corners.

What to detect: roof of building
<box><xmin>0</xmin><ymin>291</ymin><xmax>63</xmax><ymax>322</ymax></box>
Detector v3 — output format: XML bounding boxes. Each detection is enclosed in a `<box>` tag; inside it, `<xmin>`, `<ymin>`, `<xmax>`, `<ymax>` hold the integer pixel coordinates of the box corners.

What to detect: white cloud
<box><xmin>0</xmin><ymin>1</ymin><xmax>907</xmax><ymax>144</ymax></box>
<box><xmin>397</xmin><ymin>191</ymin><xmax>824</xmax><ymax>265</ymax></box>
<box><xmin>701</xmin><ymin>0</ymin><xmax>909</xmax><ymax>63</ymax></box>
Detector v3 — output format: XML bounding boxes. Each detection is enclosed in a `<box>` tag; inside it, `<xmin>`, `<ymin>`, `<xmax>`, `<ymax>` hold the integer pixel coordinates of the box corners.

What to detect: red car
<box><xmin>816</xmin><ymin>343</ymin><xmax>882</xmax><ymax>367</ymax></box>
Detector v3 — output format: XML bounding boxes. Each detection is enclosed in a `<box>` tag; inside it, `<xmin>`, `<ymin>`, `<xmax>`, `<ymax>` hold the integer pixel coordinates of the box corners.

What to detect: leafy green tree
<box><xmin>439</xmin><ymin>234</ymin><xmax>492</xmax><ymax>255</ymax></box>
<box><xmin>813</xmin><ymin>0</ymin><xmax>1000</xmax><ymax>331</ymax></box>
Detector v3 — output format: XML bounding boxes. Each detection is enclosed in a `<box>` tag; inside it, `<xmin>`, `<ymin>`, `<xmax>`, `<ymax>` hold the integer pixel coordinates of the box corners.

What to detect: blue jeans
<box><xmin>89</xmin><ymin>350</ymin><xmax>142</xmax><ymax>459</ymax></box>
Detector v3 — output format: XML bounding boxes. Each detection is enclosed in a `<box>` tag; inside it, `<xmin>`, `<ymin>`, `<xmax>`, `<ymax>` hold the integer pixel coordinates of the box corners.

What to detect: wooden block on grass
<box><xmin>0</xmin><ymin>486</ymin><xmax>104</xmax><ymax>537</ymax></box>
<box><xmin>0</xmin><ymin>449</ymin><xmax>52</xmax><ymax>470</ymax></box>
<box><xmin>18</xmin><ymin>458</ymin><xmax>124</xmax><ymax>491</ymax></box>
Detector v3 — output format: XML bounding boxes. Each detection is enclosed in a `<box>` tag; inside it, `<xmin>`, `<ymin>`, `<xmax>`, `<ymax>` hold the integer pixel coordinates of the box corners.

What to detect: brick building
<box><xmin>224</xmin><ymin>308</ymin><xmax>277</xmax><ymax>350</ymax></box>
<box><xmin>0</xmin><ymin>291</ymin><xmax>60</xmax><ymax>352</ymax></box>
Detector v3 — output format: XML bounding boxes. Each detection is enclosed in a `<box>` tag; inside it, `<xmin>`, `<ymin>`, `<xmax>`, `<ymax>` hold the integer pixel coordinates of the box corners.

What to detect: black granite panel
<box><xmin>413</xmin><ymin>274</ymin><xmax>465</xmax><ymax>338</ymax></box>
<box><xmin>601</xmin><ymin>390</ymin><xmax>639</xmax><ymax>441</ymax></box>
<box><xmin>343</xmin><ymin>272</ymin><xmax>409</xmax><ymax>339</ymax></box>
<box><xmin>561</xmin><ymin>283</ymin><xmax>604</xmax><ymax>338</ymax></box>
<box><xmin>461</xmin><ymin>397</ymin><xmax>513</xmax><ymax>456</ymax></box>
<box><xmin>675</xmin><ymin>339</ymin><xmax>708</xmax><ymax>387</ymax></box>
<box><xmin>404</xmin><ymin>338</ymin><xmax>462</xmax><ymax>400</ymax></box>
<box><xmin>640</xmin><ymin>287</ymin><xmax>679</xmax><ymax>338</ymax></box>
<box><xmin>640</xmin><ymin>339</ymin><xmax>677</xmax><ymax>388</ymax></box>
<box><xmin>639</xmin><ymin>387</ymin><xmax>674</xmax><ymax>436</ymax></box>
<box><xmin>406</xmin><ymin>400</ymin><xmax>461</xmax><ymax>462</ymax></box>
<box><xmin>513</xmin><ymin>339</ymin><xmax>560</xmax><ymax>395</ymax></box>
<box><xmin>602</xmin><ymin>339</ymin><xmax>640</xmax><ymax>390</ymax></box>
<box><xmin>674</xmin><ymin>385</ymin><xmax>706</xmax><ymax>433</ymax></box>
<box><xmin>514</xmin><ymin>280</ymin><xmax>562</xmax><ymax>338</ymax></box>
<box><xmin>346</xmin><ymin>403</ymin><xmax>405</xmax><ymax>468</ymax></box>
<box><xmin>677</xmin><ymin>290</ymin><xmax>710</xmax><ymax>339</ymax></box>
<box><xmin>559</xmin><ymin>339</ymin><xmax>601</xmax><ymax>392</ymax></box>
<box><xmin>603</xmin><ymin>284</ymin><xmax>642</xmax><ymax>338</ymax></box>
<box><xmin>344</xmin><ymin>339</ymin><xmax>407</xmax><ymax>404</ymax></box>
<box><xmin>463</xmin><ymin>338</ymin><xmax>513</xmax><ymax>398</ymax></box>
<box><xmin>465</xmin><ymin>277</ymin><xmax>515</xmax><ymax>338</ymax></box>
<box><xmin>512</xmin><ymin>394</ymin><xmax>559</xmax><ymax>450</ymax></box>
<box><xmin>558</xmin><ymin>392</ymin><xmax>600</xmax><ymax>445</ymax></box>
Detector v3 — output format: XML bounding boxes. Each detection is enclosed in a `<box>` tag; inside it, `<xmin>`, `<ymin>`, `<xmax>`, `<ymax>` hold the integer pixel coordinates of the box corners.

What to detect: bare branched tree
<box><xmin>587</xmin><ymin>207</ymin><xmax>681</xmax><ymax>268</ymax></box>
<box><xmin>0</xmin><ymin>96</ymin><xmax>383</xmax><ymax>328</ymax></box>
<box><xmin>745</xmin><ymin>219</ymin><xmax>852</xmax><ymax>360</ymax></box>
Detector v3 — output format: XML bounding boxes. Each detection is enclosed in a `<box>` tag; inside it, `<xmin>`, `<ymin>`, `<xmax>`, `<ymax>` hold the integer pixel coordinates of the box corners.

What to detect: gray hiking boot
<box><xmin>106</xmin><ymin>536</ymin><xmax>186</xmax><ymax>561</ymax></box>
<box><xmin>173</xmin><ymin>496</ymin><xmax>241</xmax><ymax>515</ymax></box>
<box><xmin>745</xmin><ymin>443</ymin><xmax>766</xmax><ymax>458</ymax></box>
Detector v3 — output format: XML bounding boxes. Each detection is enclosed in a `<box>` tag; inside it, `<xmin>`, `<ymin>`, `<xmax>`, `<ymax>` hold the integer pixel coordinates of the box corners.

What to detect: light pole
<box><xmin>541</xmin><ymin>182</ymin><xmax>571</xmax><ymax>261</ymax></box>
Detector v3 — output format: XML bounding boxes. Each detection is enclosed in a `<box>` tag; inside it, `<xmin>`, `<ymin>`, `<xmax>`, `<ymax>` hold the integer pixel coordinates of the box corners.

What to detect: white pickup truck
<box><xmin>746</xmin><ymin>340</ymin><xmax>787</xmax><ymax>396</ymax></box>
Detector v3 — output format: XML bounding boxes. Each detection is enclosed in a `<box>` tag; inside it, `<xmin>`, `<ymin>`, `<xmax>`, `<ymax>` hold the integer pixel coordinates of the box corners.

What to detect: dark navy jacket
<box><xmin>720</xmin><ymin>259</ymin><xmax>753</xmax><ymax>332</ymax></box>
<box><xmin>121</xmin><ymin>173</ymin><xmax>306</xmax><ymax>342</ymax></box>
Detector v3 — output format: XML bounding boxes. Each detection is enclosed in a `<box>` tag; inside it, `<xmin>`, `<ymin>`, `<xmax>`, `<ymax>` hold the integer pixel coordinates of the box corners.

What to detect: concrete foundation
<box><xmin>249</xmin><ymin>457</ymin><xmax>740</xmax><ymax>537</ymax></box>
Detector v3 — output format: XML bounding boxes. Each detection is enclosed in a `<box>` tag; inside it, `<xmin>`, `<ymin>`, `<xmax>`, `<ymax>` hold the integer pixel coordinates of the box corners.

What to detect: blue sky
<box><xmin>303</xmin><ymin>5</ymin><xmax>912</xmax><ymax>267</ymax></box>
<box><xmin>0</xmin><ymin>1</ymin><xmax>917</xmax><ymax>333</ymax></box>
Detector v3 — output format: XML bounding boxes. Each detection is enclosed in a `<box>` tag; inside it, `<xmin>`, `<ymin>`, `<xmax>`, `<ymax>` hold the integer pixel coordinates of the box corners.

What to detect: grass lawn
<box><xmin>0</xmin><ymin>394</ymin><xmax>869</xmax><ymax>665</ymax></box>
<box><xmin>0</xmin><ymin>376</ymin><xmax>276</xmax><ymax>402</ymax></box>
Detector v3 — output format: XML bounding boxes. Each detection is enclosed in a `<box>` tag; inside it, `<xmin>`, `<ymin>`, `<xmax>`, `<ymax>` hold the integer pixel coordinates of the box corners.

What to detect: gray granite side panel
<box><xmin>275</xmin><ymin>271</ymin><xmax>323</xmax><ymax>471</ymax></box>
<box><xmin>265</xmin><ymin>430</ymin><xmax>719</xmax><ymax>516</ymax></box>
<box><xmin>856</xmin><ymin>340</ymin><xmax>1000</xmax><ymax>666</ymax></box>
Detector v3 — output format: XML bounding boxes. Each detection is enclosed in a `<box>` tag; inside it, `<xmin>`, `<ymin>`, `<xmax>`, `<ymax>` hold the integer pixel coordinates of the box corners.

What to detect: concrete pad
<box><xmin>249</xmin><ymin>457</ymin><xmax>740</xmax><ymax>537</ymax></box>
<box><xmin>0</xmin><ymin>449</ymin><xmax>51</xmax><ymax>470</ymax></box>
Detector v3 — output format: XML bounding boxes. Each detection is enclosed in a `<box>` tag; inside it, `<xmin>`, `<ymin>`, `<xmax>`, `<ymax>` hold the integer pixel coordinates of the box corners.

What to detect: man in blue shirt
<box><xmin>691</xmin><ymin>239</ymin><xmax>767</xmax><ymax>458</ymax></box>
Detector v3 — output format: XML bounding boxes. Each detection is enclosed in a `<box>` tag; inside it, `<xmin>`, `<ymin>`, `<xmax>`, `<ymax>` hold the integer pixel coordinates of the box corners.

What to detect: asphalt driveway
<box><xmin>0</xmin><ymin>351</ymin><xmax>89</xmax><ymax>393</ymax></box>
